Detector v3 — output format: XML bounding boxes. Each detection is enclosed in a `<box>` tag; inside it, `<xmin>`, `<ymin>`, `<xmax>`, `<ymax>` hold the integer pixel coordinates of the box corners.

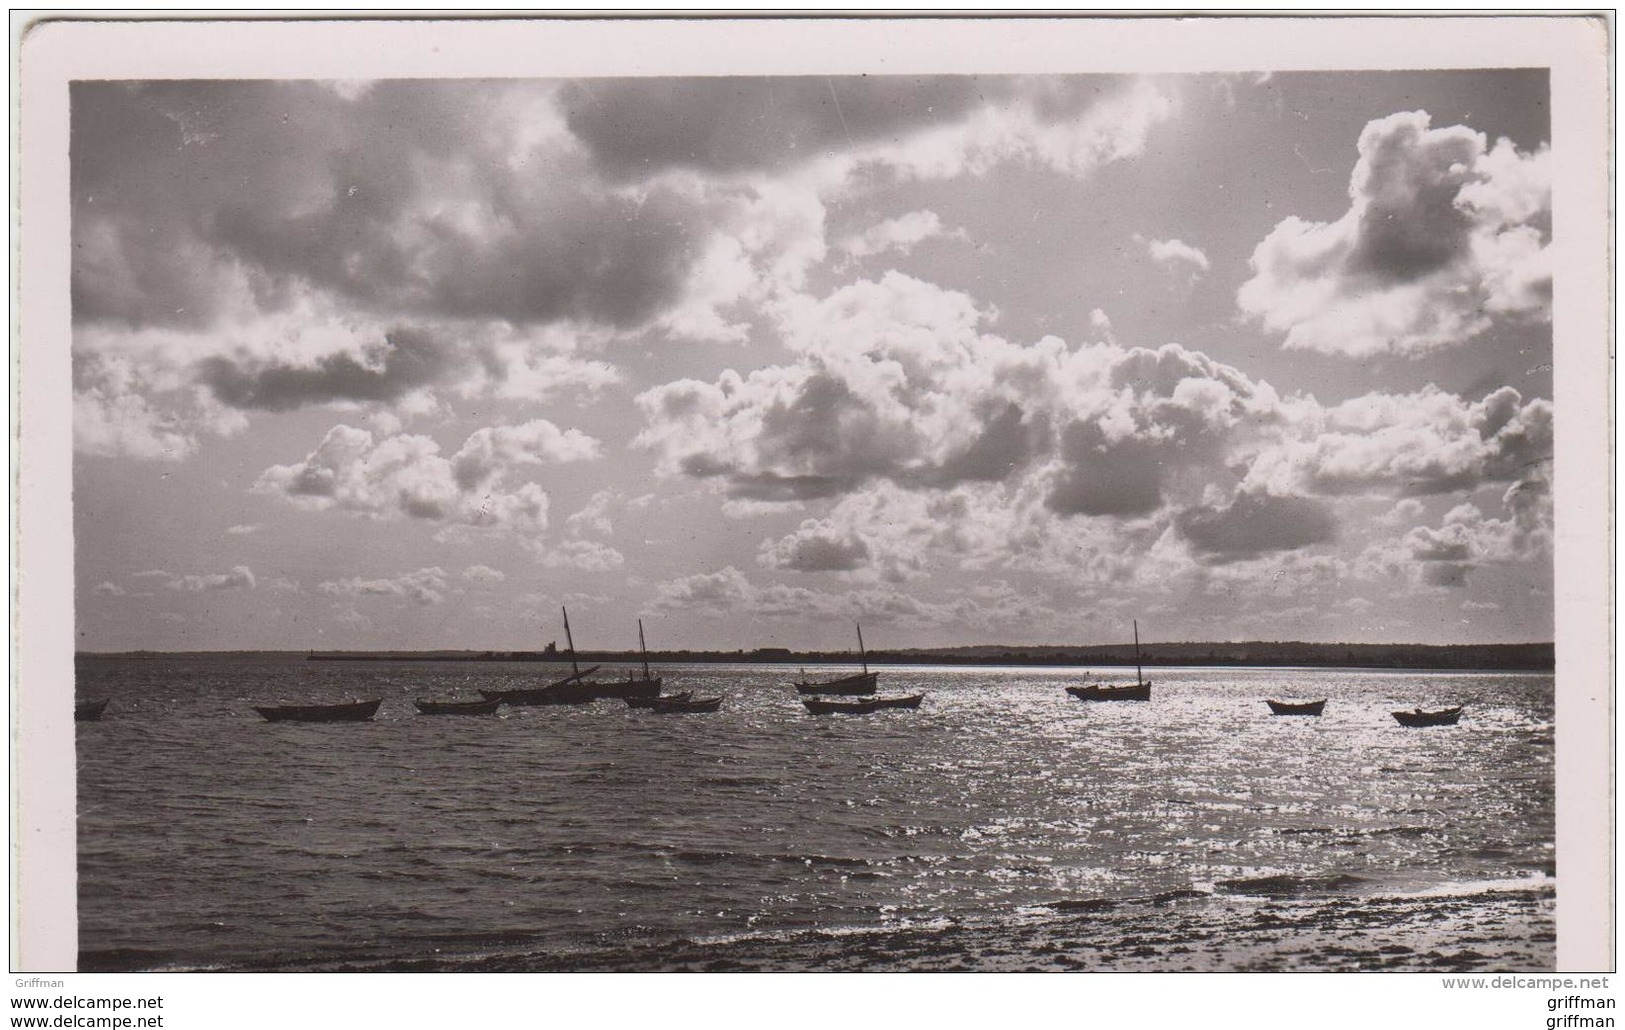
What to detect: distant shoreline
<box><xmin>79</xmin><ymin>641</ymin><xmax>1556</xmax><ymax>672</ymax></box>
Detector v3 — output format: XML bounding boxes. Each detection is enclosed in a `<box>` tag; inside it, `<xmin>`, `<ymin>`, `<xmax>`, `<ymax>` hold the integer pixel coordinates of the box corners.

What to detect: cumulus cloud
<box><xmin>1355</xmin><ymin>467</ymin><xmax>1551</xmax><ymax>590</ymax></box>
<box><xmin>563</xmin><ymin>490</ymin><xmax>653</xmax><ymax>539</ymax></box>
<box><xmin>639</xmin><ymin>273</ymin><xmax>1282</xmax><ymax>526</ymax></box>
<box><xmin>539</xmin><ymin>540</ymin><xmax>626</xmax><ymax>571</ymax></box>
<box><xmin>92</xmin><ymin>581</ymin><xmax>127</xmax><ymax>596</ymax></box>
<box><xmin>840</xmin><ymin>210</ymin><xmax>967</xmax><ymax>261</ymax></box>
<box><xmin>651</xmin><ymin>565</ymin><xmax>1058</xmax><ymax>630</ymax></box>
<box><xmin>1238</xmin><ymin>110</ymin><xmax>1551</xmax><ymax>356</ymax></box>
<box><xmin>254</xmin><ymin>420</ymin><xmax>598</xmax><ymax>531</ymax></box>
<box><xmin>759</xmin><ymin>519</ymin><xmax>873</xmax><ymax>574</ymax></box>
<box><xmin>636</xmin><ymin>265</ymin><xmax>1559</xmax><ymax>592</ymax></box>
<box><xmin>1242</xmin><ymin>386</ymin><xmax>1552</xmax><ymax>498</ymax></box>
<box><xmin>73</xmin><ymin>77</ymin><xmax>1178</xmax><ymax>458</ymax></box>
<box><xmin>321</xmin><ymin>567</ymin><xmax>449</xmax><ymax>605</ymax></box>
<box><xmin>74</xmin><ymin>312</ymin><xmax>617</xmax><ymax>461</ymax></box>
<box><xmin>462</xmin><ymin>564</ymin><xmax>506</xmax><ymax>583</ymax></box>
<box><xmin>73</xmin><ymin>344</ymin><xmax>249</xmax><ymax>460</ymax></box>
<box><xmin>142</xmin><ymin>565</ymin><xmax>258</xmax><ymax>592</ymax></box>
<box><xmin>1141</xmin><ymin>236</ymin><xmax>1210</xmax><ymax>276</ymax></box>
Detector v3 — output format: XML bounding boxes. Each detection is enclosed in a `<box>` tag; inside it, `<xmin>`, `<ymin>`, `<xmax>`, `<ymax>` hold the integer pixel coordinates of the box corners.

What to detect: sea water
<box><xmin>73</xmin><ymin>656</ymin><xmax>1554</xmax><ymax>970</ymax></box>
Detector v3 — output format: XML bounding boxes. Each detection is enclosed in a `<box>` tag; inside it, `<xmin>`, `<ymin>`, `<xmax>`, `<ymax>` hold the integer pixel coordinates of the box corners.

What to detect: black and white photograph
<box><xmin>13</xmin><ymin>12</ymin><xmax>1613</xmax><ymax>1021</ymax></box>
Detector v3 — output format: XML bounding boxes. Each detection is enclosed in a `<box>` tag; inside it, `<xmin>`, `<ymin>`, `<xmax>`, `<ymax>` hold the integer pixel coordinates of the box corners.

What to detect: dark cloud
<box><xmin>564</xmin><ymin>76</ymin><xmax>991</xmax><ymax>179</ymax></box>
<box><xmin>1177</xmin><ymin>489</ymin><xmax>1337</xmax><ymax>560</ymax></box>
<box><xmin>755</xmin><ymin>373</ymin><xmax>907</xmax><ymax>478</ymax></box>
<box><xmin>1046</xmin><ymin>422</ymin><xmax>1166</xmax><ymax>517</ymax></box>
<box><xmin>922</xmin><ymin>403</ymin><xmax>1047</xmax><ymax>487</ymax></box>
<box><xmin>214</xmin><ymin>174</ymin><xmax>701</xmax><ymax>328</ymax></box>
<box><xmin>73</xmin><ymin>80</ymin><xmax>707</xmax><ymax>332</ymax></box>
<box><xmin>1421</xmin><ymin>562</ymin><xmax>1470</xmax><ymax>588</ymax></box>
<box><xmin>198</xmin><ymin>327</ymin><xmax>454</xmax><ymax>411</ymax></box>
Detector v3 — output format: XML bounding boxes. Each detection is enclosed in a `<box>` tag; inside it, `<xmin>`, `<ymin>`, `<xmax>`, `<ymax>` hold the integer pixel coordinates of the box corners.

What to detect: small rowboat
<box><xmin>413</xmin><ymin>698</ymin><xmax>502</xmax><ymax>716</ymax></box>
<box><xmin>1266</xmin><ymin>699</ymin><xmax>1327</xmax><ymax>716</ymax></box>
<box><xmin>802</xmin><ymin>693</ymin><xmax>924</xmax><ymax>715</ymax></box>
<box><xmin>650</xmin><ymin>695</ymin><xmax>723</xmax><ymax>713</ymax></box>
<box><xmin>1392</xmin><ymin>706</ymin><xmax>1464</xmax><ymax>728</ymax></box>
<box><xmin>794</xmin><ymin>670</ymin><xmax>878</xmax><ymax>696</ymax></box>
<box><xmin>253</xmin><ymin>698</ymin><xmax>382</xmax><ymax>723</ymax></box>
<box><xmin>75</xmin><ymin>699</ymin><xmax>110</xmax><ymax>722</ymax></box>
<box><xmin>625</xmin><ymin>691</ymin><xmax>693</xmax><ymax>709</ymax></box>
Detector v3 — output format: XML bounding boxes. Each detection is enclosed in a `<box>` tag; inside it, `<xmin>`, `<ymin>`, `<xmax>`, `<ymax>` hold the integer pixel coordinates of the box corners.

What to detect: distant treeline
<box><xmin>286</xmin><ymin>640</ymin><xmax>1554</xmax><ymax>672</ymax></box>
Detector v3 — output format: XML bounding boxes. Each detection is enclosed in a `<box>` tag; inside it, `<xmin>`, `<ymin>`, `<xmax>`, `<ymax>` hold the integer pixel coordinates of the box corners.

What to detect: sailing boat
<box><xmin>1066</xmin><ymin>620</ymin><xmax>1151</xmax><ymax>701</ymax></box>
<box><xmin>793</xmin><ymin>623</ymin><xmax>879</xmax><ymax>696</ymax></box>
<box><xmin>479</xmin><ymin>607</ymin><xmax>601</xmax><ymax>706</ymax></box>
<box><xmin>538</xmin><ymin>606</ymin><xmax>609</xmax><ymax>703</ymax></box>
<box><xmin>598</xmin><ymin>618</ymin><xmax>663</xmax><ymax>701</ymax></box>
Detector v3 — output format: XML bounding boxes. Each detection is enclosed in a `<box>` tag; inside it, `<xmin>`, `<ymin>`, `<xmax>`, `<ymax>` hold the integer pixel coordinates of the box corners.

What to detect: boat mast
<box><xmin>562</xmin><ymin>606</ymin><xmax>580</xmax><ymax>677</ymax></box>
<box><xmin>638</xmin><ymin>618</ymin><xmax>651</xmax><ymax>681</ymax></box>
<box><xmin>856</xmin><ymin>622</ymin><xmax>868</xmax><ymax>675</ymax></box>
<box><xmin>1133</xmin><ymin>619</ymin><xmax>1142</xmax><ymax>685</ymax></box>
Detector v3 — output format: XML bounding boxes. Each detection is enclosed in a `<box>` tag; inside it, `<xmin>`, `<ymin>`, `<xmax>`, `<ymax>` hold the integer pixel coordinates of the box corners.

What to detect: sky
<box><xmin>70</xmin><ymin>71</ymin><xmax>1555</xmax><ymax>653</ymax></box>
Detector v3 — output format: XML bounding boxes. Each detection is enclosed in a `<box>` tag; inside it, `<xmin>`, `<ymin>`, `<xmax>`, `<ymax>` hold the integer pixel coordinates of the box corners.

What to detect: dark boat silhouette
<box><xmin>802</xmin><ymin>693</ymin><xmax>924</xmax><ymax>715</ymax></box>
<box><xmin>649</xmin><ymin>695</ymin><xmax>723</xmax><ymax>713</ymax></box>
<box><xmin>605</xmin><ymin>618</ymin><xmax>664</xmax><ymax>699</ymax></box>
<box><xmin>1266</xmin><ymin>699</ymin><xmax>1327</xmax><ymax>716</ymax></box>
<box><xmin>253</xmin><ymin>698</ymin><xmax>382</xmax><ymax>722</ymax></box>
<box><xmin>794</xmin><ymin>624</ymin><xmax>879</xmax><ymax>695</ymax></box>
<box><xmin>479</xmin><ymin>665</ymin><xmax>601</xmax><ymax>706</ymax></box>
<box><xmin>625</xmin><ymin>691</ymin><xmax>693</xmax><ymax>709</ymax></box>
<box><xmin>1392</xmin><ymin>705</ymin><xmax>1464</xmax><ymax>727</ymax></box>
<box><xmin>413</xmin><ymin>698</ymin><xmax>503</xmax><ymax>716</ymax></box>
<box><xmin>516</xmin><ymin>608</ymin><xmax>664</xmax><ymax>704</ymax></box>
<box><xmin>1067</xmin><ymin>621</ymin><xmax>1151</xmax><ymax>702</ymax></box>
<box><xmin>75</xmin><ymin>699</ymin><xmax>110</xmax><ymax>722</ymax></box>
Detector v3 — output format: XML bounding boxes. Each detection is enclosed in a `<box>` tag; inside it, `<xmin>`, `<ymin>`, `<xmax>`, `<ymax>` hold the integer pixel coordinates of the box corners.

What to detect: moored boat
<box><xmin>1266</xmin><ymin>699</ymin><xmax>1327</xmax><ymax>716</ymax></box>
<box><xmin>794</xmin><ymin>623</ymin><xmax>879</xmax><ymax>695</ymax></box>
<box><xmin>1392</xmin><ymin>705</ymin><xmax>1464</xmax><ymax>728</ymax></box>
<box><xmin>802</xmin><ymin>693</ymin><xmax>924</xmax><ymax>715</ymax></box>
<box><xmin>1067</xmin><ymin>620</ymin><xmax>1151</xmax><ymax>702</ymax></box>
<box><xmin>625</xmin><ymin>691</ymin><xmax>693</xmax><ymax>709</ymax></box>
<box><xmin>75</xmin><ymin>699</ymin><xmax>110</xmax><ymax>722</ymax></box>
<box><xmin>1066</xmin><ymin>682</ymin><xmax>1151</xmax><ymax>702</ymax></box>
<box><xmin>479</xmin><ymin>665</ymin><xmax>602</xmax><ymax>706</ymax></box>
<box><xmin>600</xmin><ymin>618</ymin><xmax>663</xmax><ymax>700</ymax></box>
<box><xmin>649</xmin><ymin>695</ymin><xmax>723</xmax><ymax>713</ymax></box>
<box><xmin>252</xmin><ymin>698</ymin><xmax>382</xmax><ymax>722</ymax></box>
<box><xmin>413</xmin><ymin>698</ymin><xmax>503</xmax><ymax>716</ymax></box>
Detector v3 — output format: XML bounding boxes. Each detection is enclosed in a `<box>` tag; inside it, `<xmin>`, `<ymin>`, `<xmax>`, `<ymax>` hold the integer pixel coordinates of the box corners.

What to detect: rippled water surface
<box><xmin>75</xmin><ymin>657</ymin><xmax>1554</xmax><ymax>969</ymax></box>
